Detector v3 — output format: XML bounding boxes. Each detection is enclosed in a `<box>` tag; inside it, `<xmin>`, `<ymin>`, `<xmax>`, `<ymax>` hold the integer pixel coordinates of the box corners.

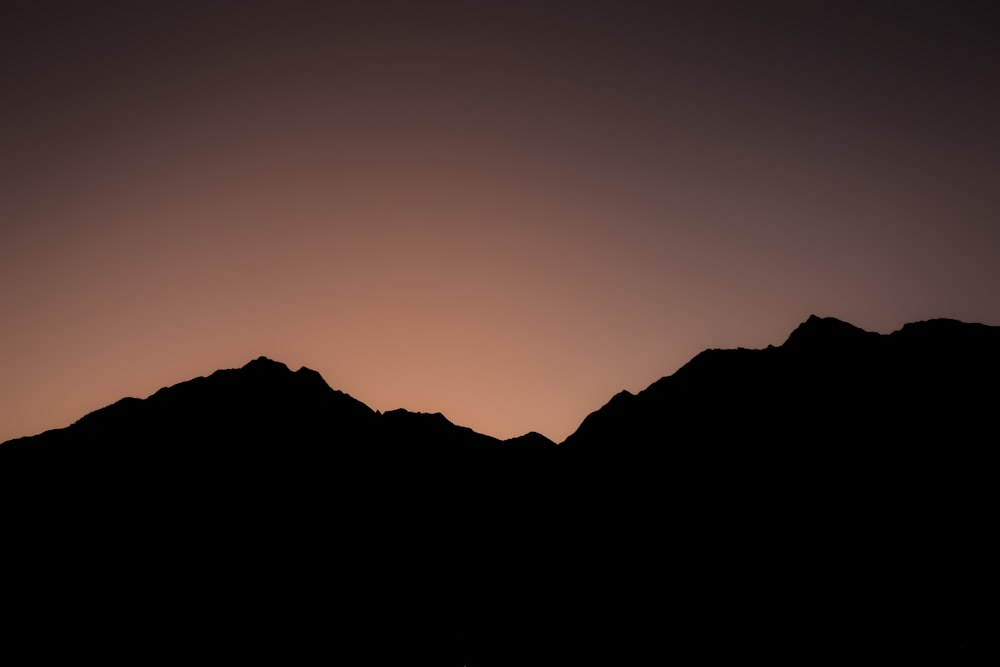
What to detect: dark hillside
<box><xmin>3</xmin><ymin>316</ymin><xmax>996</xmax><ymax>663</ymax></box>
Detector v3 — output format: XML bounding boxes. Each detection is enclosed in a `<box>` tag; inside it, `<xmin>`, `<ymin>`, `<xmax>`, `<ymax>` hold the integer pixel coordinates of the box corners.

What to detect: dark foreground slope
<box><xmin>1</xmin><ymin>357</ymin><xmax>564</xmax><ymax>665</ymax></box>
<box><xmin>560</xmin><ymin>315</ymin><xmax>999</xmax><ymax>661</ymax></box>
<box><xmin>3</xmin><ymin>317</ymin><xmax>997</xmax><ymax>663</ymax></box>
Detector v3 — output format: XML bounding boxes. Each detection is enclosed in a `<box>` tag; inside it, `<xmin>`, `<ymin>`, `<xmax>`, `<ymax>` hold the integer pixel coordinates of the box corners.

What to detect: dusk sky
<box><xmin>3</xmin><ymin>1</ymin><xmax>999</xmax><ymax>444</ymax></box>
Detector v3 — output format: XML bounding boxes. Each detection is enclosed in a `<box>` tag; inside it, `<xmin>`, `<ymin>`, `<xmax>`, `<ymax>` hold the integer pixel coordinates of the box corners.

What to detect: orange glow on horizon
<box><xmin>3</xmin><ymin>3</ymin><xmax>999</xmax><ymax>444</ymax></box>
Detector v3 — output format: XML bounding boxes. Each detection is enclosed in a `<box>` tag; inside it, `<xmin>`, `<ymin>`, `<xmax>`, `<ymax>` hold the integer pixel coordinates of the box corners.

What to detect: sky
<box><xmin>2</xmin><ymin>1</ymin><xmax>999</xmax><ymax>444</ymax></box>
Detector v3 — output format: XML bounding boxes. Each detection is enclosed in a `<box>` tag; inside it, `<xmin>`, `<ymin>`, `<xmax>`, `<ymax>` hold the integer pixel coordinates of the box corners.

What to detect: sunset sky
<box><xmin>3</xmin><ymin>1</ymin><xmax>999</xmax><ymax>444</ymax></box>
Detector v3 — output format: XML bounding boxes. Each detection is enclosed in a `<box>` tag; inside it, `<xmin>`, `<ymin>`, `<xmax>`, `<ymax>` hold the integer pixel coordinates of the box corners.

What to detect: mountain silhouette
<box><xmin>563</xmin><ymin>314</ymin><xmax>998</xmax><ymax>449</ymax></box>
<box><xmin>2</xmin><ymin>315</ymin><xmax>996</xmax><ymax>663</ymax></box>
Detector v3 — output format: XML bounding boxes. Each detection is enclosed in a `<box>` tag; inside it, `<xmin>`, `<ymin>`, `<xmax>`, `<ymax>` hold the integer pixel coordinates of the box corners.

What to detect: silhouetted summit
<box><xmin>549</xmin><ymin>315</ymin><xmax>997</xmax><ymax>660</ymax></box>
<box><xmin>3</xmin><ymin>316</ymin><xmax>997</xmax><ymax>663</ymax></box>
<box><xmin>782</xmin><ymin>313</ymin><xmax>879</xmax><ymax>348</ymax></box>
<box><xmin>504</xmin><ymin>431</ymin><xmax>557</xmax><ymax>448</ymax></box>
<box><xmin>2</xmin><ymin>355</ymin><xmax>565</xmax><ymax>664</ymax></box>
<box><xmin>562</xmin><ymin>314</ymin><xmax>999</xmax><ymax>449</ymax></box>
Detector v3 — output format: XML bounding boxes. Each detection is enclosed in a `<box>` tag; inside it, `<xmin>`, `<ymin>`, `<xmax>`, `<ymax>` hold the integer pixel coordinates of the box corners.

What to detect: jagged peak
<box><xmin>782</xmin><ymin>315</ymin><xmax>875</xmax><ymax>348</ymax></box>
<box><xmin>294</xmin><ymin>365</ymin><xmax>325</xmax><ymax>381</ymax></box>
<box><xmin>382</xmin><ymin>408</ymin><xmax>453</xmax><ymax>424</ymax></box>
<box><xmin>897</xmin><ymin>317</ymin><xmax>972</xmax><ymax>334</ymax></box>
<box><xmin>505</xmin><ymin>431</ymin><xmax>557</xmax><ymax>447</ymax></box>
<box><xmin>242</xmin><ymin>356</ymin><xmax>291</xmax><ymax>372</ymax></box>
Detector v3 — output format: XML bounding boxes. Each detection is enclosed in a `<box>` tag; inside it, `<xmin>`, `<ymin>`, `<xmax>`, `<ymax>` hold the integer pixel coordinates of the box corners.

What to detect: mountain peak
<box><xmin>243</xmin><ymin>356</ymin><xmax>290</xmax><ymax>372</ymax></box>
<box><xmin>782</xmin><ymin>315</ymin><xmax>875</xmax><ymax>349</ymax></box>
<box><xmin>505</xmin><ymin>431</ymin><xmax>557</xmax><ymax>448</ymax></box>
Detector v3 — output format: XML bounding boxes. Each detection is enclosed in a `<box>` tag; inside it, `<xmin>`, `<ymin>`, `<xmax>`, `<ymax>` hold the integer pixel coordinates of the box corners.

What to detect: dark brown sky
<box><xmin>3</xmin><ymin>1</ymin><xmax>999</xmax><ymax>443</ymax></box>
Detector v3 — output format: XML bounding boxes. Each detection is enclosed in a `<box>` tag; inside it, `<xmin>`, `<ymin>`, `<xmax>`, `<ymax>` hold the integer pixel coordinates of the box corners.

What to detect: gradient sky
<box><xmin>3</xmin><ymin>1</ymin><xmax>999</xmax><ymax>444</ymax></box>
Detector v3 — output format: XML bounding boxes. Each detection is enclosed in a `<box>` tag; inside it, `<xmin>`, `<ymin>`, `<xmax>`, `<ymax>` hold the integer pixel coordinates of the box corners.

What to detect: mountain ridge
<box><xmin>562</xmin><ymin>313</ymin><xmax>999</xmax><ymax>448</ymax></box>
<box><xmin>3</xmin><ymin>313</ymin><xmax>997</xmax><ymax>447</ymax></box>
<box><xmin>2</xmin><ymin>314</ymin><xmax>996</xmax><ymax>663</ymax></box>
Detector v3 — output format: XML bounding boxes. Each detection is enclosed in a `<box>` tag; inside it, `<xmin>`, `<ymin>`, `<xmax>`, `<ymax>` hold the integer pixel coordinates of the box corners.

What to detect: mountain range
<box><xmin>3</xmin><ymin>315</ymin><xmax>996</xmax><ymax>664</ymax></box>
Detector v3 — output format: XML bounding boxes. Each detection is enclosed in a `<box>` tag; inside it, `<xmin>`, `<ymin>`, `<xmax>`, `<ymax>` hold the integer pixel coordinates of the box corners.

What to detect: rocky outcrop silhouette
<box><xmin>555</xmin><ymin>314</ymin><xmax>998</xmax><ymax>662</ymax></box>
<box><xmin>2</xmin><ymin>315</ymin><xmax>996</xmax><ymax>663</ymax></box>
<box><xmin>0</xmin><ymin>354</ymin><xmax>567</xmax><ymax>665</ymax></box>
<box><xmin>563</xmin><ymin>314</ymin><xmax>999</xmax><ymax>455</ymax></box>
